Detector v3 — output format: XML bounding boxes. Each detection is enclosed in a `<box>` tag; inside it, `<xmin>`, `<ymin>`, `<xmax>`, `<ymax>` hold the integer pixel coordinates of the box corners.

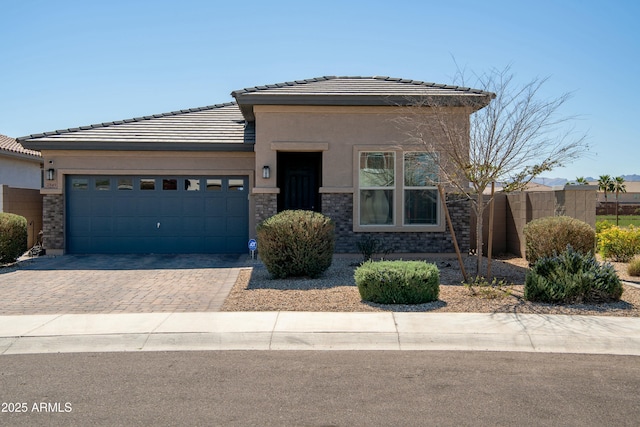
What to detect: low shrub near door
<box><xmin>355</xmin><ymin>260</ymin><xmax>440</xmax><ymax>304</ymax></box>
<box><xmin>0</xmin><ymin>212</ymin><xmax>28</xmax><ymax>264</ymax></box>
<box><xmin>524</xmin><ymin>246</ymin><xmax>622</xmax><ymax>304</ymax></box>
<box><xmin>256</xmin><ymin>210</ymin><xmax>335</xmax><ymax>279</ymax></box>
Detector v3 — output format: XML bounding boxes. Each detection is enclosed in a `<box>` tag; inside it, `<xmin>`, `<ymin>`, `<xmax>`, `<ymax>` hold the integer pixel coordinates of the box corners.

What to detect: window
<box><xmin>71</xmin><ymin>178</ymin><xmax>88</xmax><ymax>190</ymax></box>
<box><xmin>359</xmin><ymin>152</ymin><xmax>394</xmax><ymax>225</ymax></box>
<box><xmin>95</xmin><ymin>178</ymin><xmax>110</xmax><ymax>191</ymax></box>
<box><xmin>228</xmin><ymin>179</ymin><xmax>245</xmax><ymax>192</ymax></box>
<box><xmin>404</xmin><ymin>152</ymin><xmax>438</xmax><ymax>225</ymax></box>
<box><xmin>184</xmin><ymin>179</ymin><xmax>200</xmax><ymax>191</ymax></box>
<box><xmin>357</xmin><ymin>150</ymin><xmax>441</xmax><ymax>230</ymax></box>
<box><xmin>140</xmin><ymin>179</ymin><xmax>155</xmax><ymax>190</ymax></box>
<box><xmin>162</xmin><ymin>178</ymin><xmax>178</xmax><ymax>190</ymax></box>
<box><xmin>206</xmin><ymin>179</ymin><xmax>222</xmax><ymax>191</ymax></box>
<box><xmin>118</xmin><ymin>178</ymin><xmax>133</xmax><ymax>190</ymax></box>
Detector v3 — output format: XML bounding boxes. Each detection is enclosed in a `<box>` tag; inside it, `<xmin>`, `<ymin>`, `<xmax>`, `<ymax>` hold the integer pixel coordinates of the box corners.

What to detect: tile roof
<box><xmin>18</xmin><ymin>103</ymin><xmax>254</xmax><ymax>151</ymax></box>
<box><xmin>0</xmin><ymin>133</ymin><xmax>42</xmax><ymax>159</ymax></box>
<box><xmin>231</xmin><ymin>76</ymin><xmax>494</xmax><ymax>120</ymax></box>
<box><xmin>232</xmin><ymin>75</ymin><xmax>492</xmax><ymax>97</ymax></box>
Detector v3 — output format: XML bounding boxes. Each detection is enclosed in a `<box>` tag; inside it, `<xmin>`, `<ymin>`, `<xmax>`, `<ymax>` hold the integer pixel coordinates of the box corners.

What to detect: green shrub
<box><xmin>597</xmin><ymin>225</ymin><xmax>640</xmax><ymax>262</ymax></box>
<box><xmin>524</xmin><ymin>246</ymin><xmax>622</xmax><ymax>304</ymax></box>
<box><xmin>354</xmin><ymin>260</ymin><xmax>439</xmax><ymax>304</ymax></box>
<box><xmin>0</xmin><ymin>212</ymin><xmax>28</xmax><ymax>264</ymax></box>
<box><xmin>524</xmin><ymin>216</ymin><xmax>596</xmax><ymax>264</ymax></box>
<box><xmin>628</xmin><ymin>257</ymin><xmax>640</xmax><ymax>277</ymax></box>
<box><xmin>256</xmin><ymin>210</ymin><xmax>335</xmax><ymax>279</ymax></box>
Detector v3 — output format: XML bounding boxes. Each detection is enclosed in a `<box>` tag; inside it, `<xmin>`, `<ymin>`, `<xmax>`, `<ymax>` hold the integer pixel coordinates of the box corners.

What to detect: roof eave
<box><xmin>0</xmin><ymin>150</ymin><xmax>43</xmax><ymax>163</ymax></box>
<box><xmin>233</xmin><ymin>93</ymin><xmax>494</xmax><ymax>120</ymax></box>
<box><xmin>19</xmin><ymin>141</ymin><xmax>254</xmax><ymax>152</ymax></box>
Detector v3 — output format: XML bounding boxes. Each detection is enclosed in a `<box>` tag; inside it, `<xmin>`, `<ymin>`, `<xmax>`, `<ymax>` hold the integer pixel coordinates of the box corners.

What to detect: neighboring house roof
<box><xmin>589</xmin><ymin>181</ymin><xmax>640</xmax><ymax>192</ymax></box>
<box><xmin>0</xmin><ymin>133</ymin><xmax>42</xmax><ymax>161</ymax></box>
<box><xmin>232</xmin><ymin>76</ymin><xmax>495</xmax><ymax>120</ymax></box>
<box><xmin>18</xmin><ymin>103</ymin><xmax>255</xmax><ymax>151</ymax></box>
<box><xmin>483</xmin><ymin>181</ymin><xmax>554</xmax><ymax>194</ymax></box>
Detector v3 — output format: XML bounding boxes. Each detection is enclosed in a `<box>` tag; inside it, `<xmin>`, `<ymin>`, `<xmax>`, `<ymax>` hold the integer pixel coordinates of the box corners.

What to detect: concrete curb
<box><xmin>1</xmin><ymin>312</ymin><xmax>639</xmax><ymax>355</ymax></box>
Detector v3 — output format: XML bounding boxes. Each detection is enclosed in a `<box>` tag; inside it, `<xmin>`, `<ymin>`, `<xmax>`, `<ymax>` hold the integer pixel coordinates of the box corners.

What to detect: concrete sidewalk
<box><xmin>1</xmin><ymin>312</ymin><xmax>639</xmax><ymax>355</ymax></box>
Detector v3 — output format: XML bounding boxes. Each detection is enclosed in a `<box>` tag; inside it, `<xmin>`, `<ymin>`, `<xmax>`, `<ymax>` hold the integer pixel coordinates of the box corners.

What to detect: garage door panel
<box><xmin>226</xmin><ymin>216</ymin><xmax>247</xmax><ymax>235</ymax></box>
<box><xmin>115</xmin><ymin>217</ymin><xmax>138</xmax><ymax>235</ymax></box>
<box><xmin>182</xmin><ymin>198</ymin><xmax>204</xmax><ymax>216</ymax></box>
<box><xmin>66</xmin><ymin>175</ymin><xmax>248</xmax><ymax>254</ymax></box>
<box><xmin>91</xmin><ymin>198</ymin><xmax>113</xmax><ymax>216</ymax></box>
<box><xmin>91</xmin><ymin>217</ymin><xmax>113</xmax><ymax>236</ymax></box>
<box><xmin>205</xmin><ymin>199</ymin><xmax>226</xmax><ymax>216</ymax></box>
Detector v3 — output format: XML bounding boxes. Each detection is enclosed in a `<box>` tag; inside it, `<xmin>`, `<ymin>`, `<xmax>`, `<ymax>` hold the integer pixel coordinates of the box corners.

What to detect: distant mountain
<box><xmin>531</xmin><ymin>177</ymin><xmax>568</xmax><ymax>186</ymax></box>
<box><xmin>532</xmin><ymin>174</ymin><xmax>640</xmax><ymax>186</ymax></box>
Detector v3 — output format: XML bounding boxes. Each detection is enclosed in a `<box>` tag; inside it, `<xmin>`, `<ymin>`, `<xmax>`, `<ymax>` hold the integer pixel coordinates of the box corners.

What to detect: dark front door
<box><xmin>277</xmin><ymin>152</ymin><xmax>322</xmax><ymax>212</ymax></box>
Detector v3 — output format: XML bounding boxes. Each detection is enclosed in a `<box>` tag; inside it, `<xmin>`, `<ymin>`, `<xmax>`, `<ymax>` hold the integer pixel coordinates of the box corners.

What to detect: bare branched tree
<box><xmin>396</xmin><ymin>66</ymin><xmax>589</xmax><ymax>276</ymax></box>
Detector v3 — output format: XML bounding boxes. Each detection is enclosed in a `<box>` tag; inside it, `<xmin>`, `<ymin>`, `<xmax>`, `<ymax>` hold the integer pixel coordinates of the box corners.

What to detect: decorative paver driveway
<box><xmin>0</xmin><ymin>255</ymin><xmax>253</xmax><ymax>315</ymax></box>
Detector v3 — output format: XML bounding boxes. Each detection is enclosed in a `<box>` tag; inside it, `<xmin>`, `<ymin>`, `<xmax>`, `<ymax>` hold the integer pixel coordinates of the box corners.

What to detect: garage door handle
<box><xmin>157</xmin><ymin>222</ymin><xmax>161</xmax><ymax>229</ymax></box>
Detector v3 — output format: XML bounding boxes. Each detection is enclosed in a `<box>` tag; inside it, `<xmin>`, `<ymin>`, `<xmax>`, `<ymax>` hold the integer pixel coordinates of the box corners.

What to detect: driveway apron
<box><xmin>0</xmin><ymin>255</ymin><xmax>251</xmax><ymax>315</ymax></box>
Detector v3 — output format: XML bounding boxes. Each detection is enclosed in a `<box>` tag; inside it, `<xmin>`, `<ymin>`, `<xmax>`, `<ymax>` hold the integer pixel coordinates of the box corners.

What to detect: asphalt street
<box><xmin>1</xmin><ymin>350</ymin><xmax>639</xmax><ymax>426</ymax></box>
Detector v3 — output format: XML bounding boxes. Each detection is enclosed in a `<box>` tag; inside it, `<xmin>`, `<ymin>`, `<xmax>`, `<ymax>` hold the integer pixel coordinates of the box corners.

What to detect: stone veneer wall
<box><xmin>254</xmin><ymin>193</ymin><xmax>278</xmax><ymax>225</ymax></box>
<box><xmin>43</xmin><ymin>194</ymin><xmax>64</xmax><ymax>250</ymax></box>
<box><xmin>322</xmin><ymin>193</ymin><xmax>470</xmax><ymax>253</ymax></box>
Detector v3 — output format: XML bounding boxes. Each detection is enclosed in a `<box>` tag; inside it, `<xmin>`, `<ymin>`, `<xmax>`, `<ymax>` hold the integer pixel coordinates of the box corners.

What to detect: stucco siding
<box><xmin>0</xmin><ymin>156</ymin><xmax>41</xmax><ymax>190</ymax></box>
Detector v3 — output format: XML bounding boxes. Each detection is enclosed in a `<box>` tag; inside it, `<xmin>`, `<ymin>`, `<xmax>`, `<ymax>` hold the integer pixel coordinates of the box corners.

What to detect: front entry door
<box><xmin>277</xmin><ymin>152</ymin><xmax>322</xmax><ymax>212</ymax></box>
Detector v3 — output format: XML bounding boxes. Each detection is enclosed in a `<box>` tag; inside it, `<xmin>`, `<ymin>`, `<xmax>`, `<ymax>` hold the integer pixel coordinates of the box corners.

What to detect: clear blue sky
<box><xmin>2</xmin><ymin>0</ymin><xmax>638</xmax><ymax>180</ymax></box>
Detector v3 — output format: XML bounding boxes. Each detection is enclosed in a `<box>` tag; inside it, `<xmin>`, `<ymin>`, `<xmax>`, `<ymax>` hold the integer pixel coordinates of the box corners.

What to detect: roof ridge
<box><xmin>17</xmin><ymin>102</ymin><xmax>238</xmax><ymax>142</ymax></box>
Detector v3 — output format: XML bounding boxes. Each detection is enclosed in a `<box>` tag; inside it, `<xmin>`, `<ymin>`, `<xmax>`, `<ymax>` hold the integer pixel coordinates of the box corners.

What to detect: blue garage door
<box><xmin>66</xmin><ymin>176</ymin><xmax>248</xmax><ymax>254</ymax></box>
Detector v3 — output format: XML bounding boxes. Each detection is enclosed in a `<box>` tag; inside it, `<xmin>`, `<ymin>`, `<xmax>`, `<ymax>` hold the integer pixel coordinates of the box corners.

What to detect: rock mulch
<box><xmin>221</xmin><ymin>255</ymin><xmax>640</xmax><ymax>316</ymax></box>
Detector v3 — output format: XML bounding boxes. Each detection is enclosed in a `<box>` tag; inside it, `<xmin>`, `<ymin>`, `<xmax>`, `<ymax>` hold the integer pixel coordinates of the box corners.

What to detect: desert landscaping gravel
<box><xmin>222</xmin><ymin>255</ymin><xmax>640</xmax><ymax>316</ymax></box>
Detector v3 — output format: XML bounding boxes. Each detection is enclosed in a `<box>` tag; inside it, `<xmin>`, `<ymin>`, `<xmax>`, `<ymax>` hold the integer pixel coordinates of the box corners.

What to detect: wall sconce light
<box><xmin>46</xmin><ymin>168</ymin><xmax>55</xmax><ymax>180</ymax></box>
<box><xmin>262</xmin><ymin>165</ymin><xmax>270</xmax><ymax>179</ymax></box>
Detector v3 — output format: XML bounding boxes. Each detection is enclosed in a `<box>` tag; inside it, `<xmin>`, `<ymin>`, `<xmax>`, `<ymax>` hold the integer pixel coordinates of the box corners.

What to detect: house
<box><xmin>0</xmin><ymin>134</ymin><xmax>43</xmax><ymax>247</ymax></box>
<box><xmin>19</xmin><ymin>76</ymin><xmax>493</xmax><ymax>255</ymax></box>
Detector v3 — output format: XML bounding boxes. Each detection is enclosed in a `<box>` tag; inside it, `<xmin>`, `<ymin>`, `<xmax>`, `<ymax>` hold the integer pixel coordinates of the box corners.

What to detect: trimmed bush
<box><xmin>597</xmin><ymin>225</ymin><xmax>640</xmax><ymax>262</ymax></box>
<box><xmin>628</xmin><ymin>257</ymin><xmax>640</xmax><ymax>277</ymax></box>
<box><xmin>354</xmin><ymin>260</ymin><xmax>439</xmax><ymax>304</ymax></box>
<box><xmin>0</xmin><ymin>212</ymin><xmax>28</xmax><ymax>264</ymax></box>
<box><xmin>256</xmin><ymin>210</ymin><xmax>335</xmax><ymax>279</ymax></box>
<box><xmin>524</xmin><ymin>216</ymin><xmax>596</xmax><ymax>264</ymax></box>
<box><xmin>524</xmin><ymin>246</ymin><xmax>622</xmax><ymax>304</ymax></box>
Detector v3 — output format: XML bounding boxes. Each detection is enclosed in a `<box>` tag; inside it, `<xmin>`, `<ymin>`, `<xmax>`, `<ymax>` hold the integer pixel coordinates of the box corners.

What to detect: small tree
<box><xmin>397</xmin><ymin>66</ymin><xmax>588</xmax><ymax>276</ymax></box>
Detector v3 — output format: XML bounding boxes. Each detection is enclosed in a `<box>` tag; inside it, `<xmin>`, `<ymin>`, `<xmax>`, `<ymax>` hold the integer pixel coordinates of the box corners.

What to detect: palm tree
<box><xmin>575</xmin><ymin>177</ymin><xmax>588</xmax><ymax>185</ymax></box>
<box><xmin>613</xmin><ymin>176</ymin><xmax>627</xmax><ymax>225</ymax></box>
<box><xmin>598</xmin><ymin>175</ymin><xmax>614</xmax><ymax>215</ymax></box>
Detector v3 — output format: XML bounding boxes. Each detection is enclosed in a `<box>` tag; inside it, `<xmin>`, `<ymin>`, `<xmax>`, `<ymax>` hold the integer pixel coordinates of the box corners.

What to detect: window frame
<box><xmin>353</xmin><ymin>147</ymin><xmax>445</xmax><ymax>233</ymax></box>
<box><xmin>402</xmin><ymin>152</ymin><xmax>440</xmax><ymax>227</ymax></box>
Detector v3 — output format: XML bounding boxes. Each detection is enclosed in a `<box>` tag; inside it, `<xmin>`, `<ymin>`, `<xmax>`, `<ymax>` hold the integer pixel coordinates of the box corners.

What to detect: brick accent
<box><xmin>255</xmin><ymin>193</ymin><xmax>278</xmax><ymax>225</ymax></box>
<box><xmin>43</xmin><ymin>194</ymin><xmax>64</xmax><ymax>250</ymax></box>
<box><xmin>322</xmin><ymin>193</ymin><xmax>470</xmax><ymax>254</ymax></box>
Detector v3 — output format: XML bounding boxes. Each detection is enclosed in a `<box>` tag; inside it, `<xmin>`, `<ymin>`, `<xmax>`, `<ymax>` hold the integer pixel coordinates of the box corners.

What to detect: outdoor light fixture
<box><xmin>46</xmin><ymin>168</ymin><xmax>55</xmax><ymax>180</ymax></box>
<box><xmin>262</xmin><ymin>165</ymin><xmax>270</xmax><ymax>179</ymax></box>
